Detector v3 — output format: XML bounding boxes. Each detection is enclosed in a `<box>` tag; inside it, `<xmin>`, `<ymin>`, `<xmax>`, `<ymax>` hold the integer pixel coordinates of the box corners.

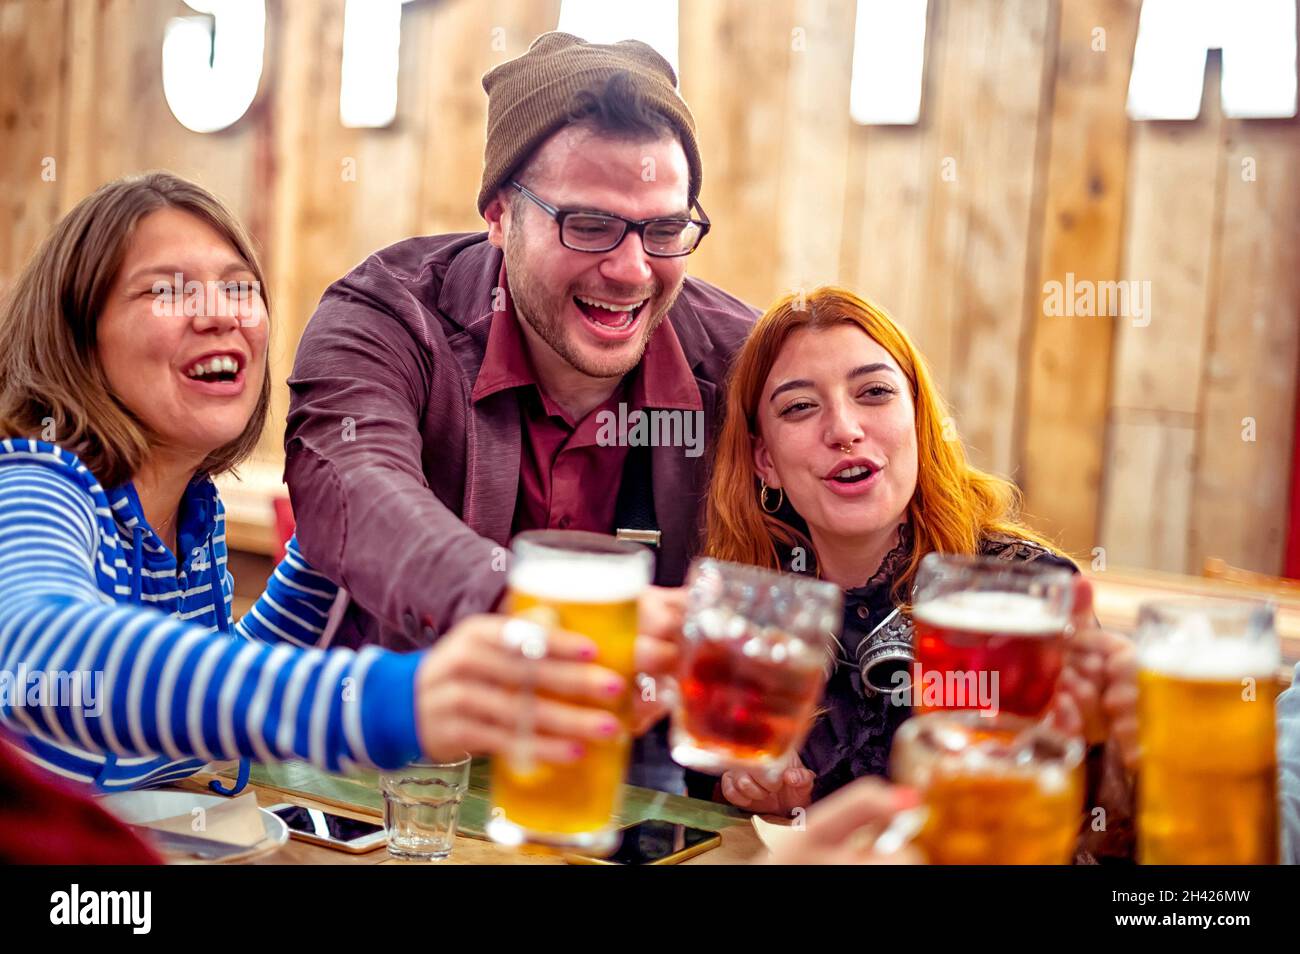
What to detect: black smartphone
<box><xmin>267</xmin><ymin>803</ymin><xmax>388</xmax><ymax>853</ymax></box>
<box><xmin>566</xmin><ymin>820</ymin><xmax>722</xmax><ymax>865</ymax></box>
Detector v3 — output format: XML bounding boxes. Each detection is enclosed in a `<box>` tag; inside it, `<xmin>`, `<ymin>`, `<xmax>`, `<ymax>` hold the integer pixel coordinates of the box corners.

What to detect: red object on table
<box><xmin>0</xmin><ymin>737</ymin><xmax>161</xmax><ymax>864</ymax></box>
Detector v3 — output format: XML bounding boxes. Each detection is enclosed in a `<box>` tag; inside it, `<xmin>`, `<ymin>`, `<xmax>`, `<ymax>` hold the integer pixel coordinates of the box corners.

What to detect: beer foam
<box><xmin>912</xmin><ymin>590</ymin><xmax>1067</xmax><ymax>636</ymax></box>
<box><xmin>509</xmin><ymin>555</ymin><xmax>649</xmax><ymax>604</ymax></box>
<box><xmin>1139</xmin><ymin>634</ymin><xmax>1279</xmax><ymax>679</ymax></box>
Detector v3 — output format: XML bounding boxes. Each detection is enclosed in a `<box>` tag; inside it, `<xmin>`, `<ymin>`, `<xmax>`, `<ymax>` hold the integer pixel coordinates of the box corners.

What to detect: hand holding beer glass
<box><xmin>912</xmin><ymin>555</ymin><xmax>1075</xmax><ymax>717</ymax></box>
<box><xmin>670</xmin><ymin>559</ymin><xmax>840</xmax><ymax>775</ymax></box>
<box><xmin>1135</xmin><ymin>599</ymin><xmax>1280</xmax><ymax>865</ymax></box>
<box><xmin>486</xmin><ymin>531</ymin><xmax>652</xmax><ymax>854</ymax></box>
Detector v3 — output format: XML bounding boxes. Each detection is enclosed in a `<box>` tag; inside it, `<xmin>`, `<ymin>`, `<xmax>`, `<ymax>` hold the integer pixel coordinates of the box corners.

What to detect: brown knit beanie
<box><xmin>478</xmin><ymin>32</ymin><xmax>702</xmax><ymax>216</ymax></box>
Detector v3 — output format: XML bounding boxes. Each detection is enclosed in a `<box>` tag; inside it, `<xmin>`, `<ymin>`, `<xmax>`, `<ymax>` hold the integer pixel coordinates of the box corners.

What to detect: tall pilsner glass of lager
<box><xmin>1136</xmin><ymin>599</ymin><xmax>1280</xmax><ymax>865</ymax></box>
<box><xmin>486</xmin><ymin>531</ymin><xmax>652</xmax><ymax>855</ymax></box>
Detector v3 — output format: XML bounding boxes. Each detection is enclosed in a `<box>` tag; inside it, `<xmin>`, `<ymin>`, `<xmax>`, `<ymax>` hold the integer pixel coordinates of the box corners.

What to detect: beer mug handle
<box><xmin>501</xmin><ymin>610</ymin><xmax>553</xmax><ymax>776</ymax></box>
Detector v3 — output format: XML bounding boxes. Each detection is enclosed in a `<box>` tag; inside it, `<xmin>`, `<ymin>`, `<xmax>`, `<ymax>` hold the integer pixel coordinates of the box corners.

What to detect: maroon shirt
<box><xmin>472</xmin><ymin>264</ymin><xmax>703</xmax><ymax>536</ymax></box>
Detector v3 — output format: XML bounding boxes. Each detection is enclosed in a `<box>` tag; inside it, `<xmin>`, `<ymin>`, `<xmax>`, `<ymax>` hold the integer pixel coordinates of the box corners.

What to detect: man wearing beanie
<box><xmin>284</xmin><ymin>33</ymin><xmax>756</xmax><ymax>793</ymax></box>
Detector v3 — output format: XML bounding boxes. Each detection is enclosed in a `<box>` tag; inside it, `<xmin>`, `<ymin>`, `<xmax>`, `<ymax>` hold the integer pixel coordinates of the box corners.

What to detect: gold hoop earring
<box><xmin>760</xmin><ymin>481</ymin><xmax>784</xmax><ymax>514</ymax></box>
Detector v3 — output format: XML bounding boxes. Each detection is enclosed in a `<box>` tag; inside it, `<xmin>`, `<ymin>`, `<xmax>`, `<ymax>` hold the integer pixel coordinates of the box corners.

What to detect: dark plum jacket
<box><xmin>284</xmin><ymin>232</ymin><xmax>756</xmax><ymax>650</ymax></box>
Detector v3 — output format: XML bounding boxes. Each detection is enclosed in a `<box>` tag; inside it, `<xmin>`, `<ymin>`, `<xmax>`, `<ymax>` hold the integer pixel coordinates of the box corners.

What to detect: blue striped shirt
<box><xmin>0</xmin><ymin>439</ymin><xmax>420</xmax><ymax>790</ymax></box>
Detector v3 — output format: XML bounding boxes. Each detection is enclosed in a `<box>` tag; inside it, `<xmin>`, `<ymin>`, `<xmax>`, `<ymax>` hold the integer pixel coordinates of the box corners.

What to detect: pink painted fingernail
<box><xmin>600</xmin><ymin>718</ymin><xmax>620</xmax><ymax>736</ymax></box>
<box><xmin>891</xmin><ymin>786</ymin><xmax>922</xmax><ymax>809</ymax></box>
<box><xmin>569</xmin><ymin>743</ymin><xmax>586</xmax><ymax>759</ymax></box>
<box><xmin>605</xmin><ymin>678</ymin><xmax>625</xmax><ymax>696</ymax></box>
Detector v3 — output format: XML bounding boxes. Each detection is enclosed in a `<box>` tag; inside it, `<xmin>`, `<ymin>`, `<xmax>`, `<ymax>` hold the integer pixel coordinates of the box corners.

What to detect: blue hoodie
<box><xmin>0</xmin><ymin>439</ymin><xmax>421</xmax><ymax>791</ymax></box>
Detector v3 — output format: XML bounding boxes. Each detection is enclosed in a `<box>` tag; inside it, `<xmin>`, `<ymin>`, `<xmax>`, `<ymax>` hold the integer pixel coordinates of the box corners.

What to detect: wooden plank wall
<box><xmin>1021</xmin><ymin>0</ymin><xmax>1140</xmax><ymax>557</ymax></box>
<box><xmin>1</xmin><ymin>0</ymin><xmax>1297</xmax><ymax>577</ymax></box>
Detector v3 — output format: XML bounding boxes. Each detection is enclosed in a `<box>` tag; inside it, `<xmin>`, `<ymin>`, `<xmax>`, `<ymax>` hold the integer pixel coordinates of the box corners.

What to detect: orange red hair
<box><xmin>704</xmin><ymin>286</ymin><xmax>1062</xmax><ymax>599</ymax></box>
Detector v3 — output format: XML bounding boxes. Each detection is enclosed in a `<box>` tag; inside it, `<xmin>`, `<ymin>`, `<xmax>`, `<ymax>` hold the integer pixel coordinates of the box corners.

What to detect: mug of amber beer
<box><xmin>891</xmin><ymin>711</ymin><xmax>1084</xmax><ymax>864</ymax></box>
<box><xmin>486</xmin><ymin>531</ymin><xmax>652</xmax><ymax>855</ymax></box>
<box><xmin>669</xmin><ymin>559</ymin><xmax>840</xmax><ymax>775</ymax></box>
<box><xmin>911</xmin><ymin>555</ymin><xmax>1074</xmax><ymax>717</ymax></box>
<box><xmin>1136</xmin><ymin>599</ymin><xmax>1280</xmax><ymax>865</ymax></box>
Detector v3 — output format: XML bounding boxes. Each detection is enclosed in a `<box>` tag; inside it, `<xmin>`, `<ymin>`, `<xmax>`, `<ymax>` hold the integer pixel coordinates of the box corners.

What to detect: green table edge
<box><xmin>239</xmin><ymin>759</ymin><xmax>750</xmax><ymax>838</ymax></box>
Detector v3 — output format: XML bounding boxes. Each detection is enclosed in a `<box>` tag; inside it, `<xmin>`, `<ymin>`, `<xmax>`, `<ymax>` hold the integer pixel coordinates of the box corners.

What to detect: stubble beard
<box><xmin>503</xmin><ymin>227</ymin><xmax>683</xmax><ymax>380</ymax></box>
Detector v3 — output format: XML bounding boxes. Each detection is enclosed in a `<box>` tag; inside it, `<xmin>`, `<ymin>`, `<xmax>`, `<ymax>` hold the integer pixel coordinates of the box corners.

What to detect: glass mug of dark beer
<box><xmin>911</xmin><ymin>554</ymin><xmax>1074</xmax><ymax>718</ymax></box>
<box><xmin>670</xmin><ymin>559</ymin><xmax>840</xmax><ymax>774</ymax></box>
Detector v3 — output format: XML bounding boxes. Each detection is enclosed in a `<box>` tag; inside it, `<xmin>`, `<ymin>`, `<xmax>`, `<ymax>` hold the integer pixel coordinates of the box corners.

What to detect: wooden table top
<box><xmin>177</xmin><ymin>762</ymin><xmax>766</xmax><ymax>866</ymax></box>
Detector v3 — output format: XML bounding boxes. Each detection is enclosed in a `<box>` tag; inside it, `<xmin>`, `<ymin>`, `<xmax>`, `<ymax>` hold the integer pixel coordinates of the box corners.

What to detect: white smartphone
<box><xmin>266</xmin><ymin>802</ymin><xmax>388</xmax><ymax>854</ymax></box>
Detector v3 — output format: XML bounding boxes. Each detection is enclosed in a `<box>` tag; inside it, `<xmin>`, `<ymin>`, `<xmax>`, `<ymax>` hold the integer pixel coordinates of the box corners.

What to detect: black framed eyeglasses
<box><xmin>509</xmin><ymin>180</ymin><xmax>711</xmax><ymax>257</ymax></box>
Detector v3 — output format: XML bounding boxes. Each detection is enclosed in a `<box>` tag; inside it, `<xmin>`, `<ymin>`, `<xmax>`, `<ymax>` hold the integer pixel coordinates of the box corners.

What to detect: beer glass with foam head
<box><xmin>670</xmin><ymin>559</ymin><xmax>840</xmax><ymax>775</ymax></box>
<box><xmin>1136</xmin><ymin>599</ymin><xmax>1280</xmax><ymax>865</ymax></box>
<box><xmin>912</xmin><ymin>555</ymin><xmax>1074</xmax><ymax>717</ymax></box>
<box><xmin>891</xmin><ymin>711</ymin><xmax>1084</xmax><ymax>864</ymax></box>
<box><xmin>486</xmin><ymin>531</ymin><xmax>652</xmax><ymax>854</ymax></box>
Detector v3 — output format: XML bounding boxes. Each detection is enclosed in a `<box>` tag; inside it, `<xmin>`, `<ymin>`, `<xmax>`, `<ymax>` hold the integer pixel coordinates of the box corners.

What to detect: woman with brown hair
<box><xmin>0</xmin><ymin>171</ymin><xmax>663</xmax><ymax>793</ymax></box>
<box><xmin>702</xmin><ymin>287</ymin><xmax>1132</xmax><ymax>858</ymax></box>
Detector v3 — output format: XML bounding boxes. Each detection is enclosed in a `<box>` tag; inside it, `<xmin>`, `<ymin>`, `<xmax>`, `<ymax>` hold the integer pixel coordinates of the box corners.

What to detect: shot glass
<box><xmin>380</xmin><ymin>754</ymin><xmax>472</xmax><ymax>861</ymax></box>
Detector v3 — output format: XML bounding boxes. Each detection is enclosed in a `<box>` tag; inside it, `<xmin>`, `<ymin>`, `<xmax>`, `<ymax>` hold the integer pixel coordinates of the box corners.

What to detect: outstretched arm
<box><xmin>284</xmin><ymin>268</ymin><xmax>506</xmax><ymax>641</ymax></box>
<box><xmin>233</xmin><ymin>534</ymin><xmax>340</xmax><ymax>648</ymax></box>
<box><xmin>0</xmin><ymin>466</ymin><xmax>421</xmax><ymax>776</ymax></box>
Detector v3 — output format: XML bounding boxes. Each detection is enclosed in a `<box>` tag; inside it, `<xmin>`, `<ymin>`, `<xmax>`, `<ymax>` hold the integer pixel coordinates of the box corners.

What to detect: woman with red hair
<box><xmin>703</xmin><ymin>288</ymin><xmax>1132</xmax><ymax>859</ymax></box>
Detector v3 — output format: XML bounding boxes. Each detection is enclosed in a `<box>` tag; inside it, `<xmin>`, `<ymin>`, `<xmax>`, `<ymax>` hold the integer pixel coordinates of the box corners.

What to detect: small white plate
<box><xmin>750</xmin><ymin>814</ymin><xmax>801</xmax><ymax>855</ymax></box>
<box><xmin>99</xmin><ymin>790</ymin><xmax>288</xmax><ymax>864</ymax></box>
